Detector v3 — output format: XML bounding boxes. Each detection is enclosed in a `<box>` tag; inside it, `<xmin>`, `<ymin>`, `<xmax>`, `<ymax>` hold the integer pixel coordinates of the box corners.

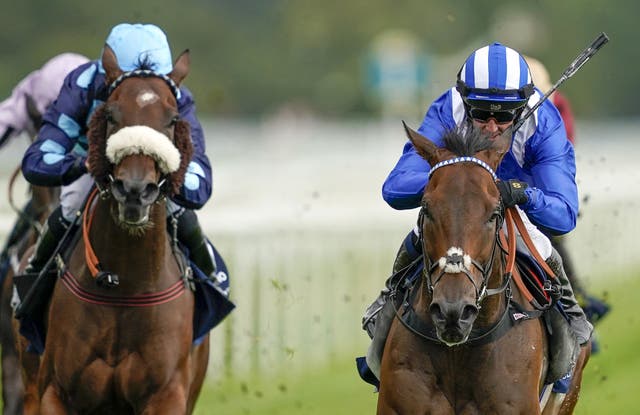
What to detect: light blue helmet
<box><xmin>104</xmin><ymin>23</ymin><xmax>173</xmax><ymax>74</ymax></box>
<box><xmin>456</xmin><ymin>42</ymin><xmax>534</xmax><ymax>111</ymax></box>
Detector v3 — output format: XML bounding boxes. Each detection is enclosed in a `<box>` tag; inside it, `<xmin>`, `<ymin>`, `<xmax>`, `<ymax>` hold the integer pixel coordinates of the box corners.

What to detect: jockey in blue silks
<box><xmin>360</xmin><ymin>42</ymin><xmax>593</xmax><ymax>385</ymax></box>
<box><xmin>20</xmin><ymin>24</ymin><xmax>228</xmax><ymax>303</ymax></box>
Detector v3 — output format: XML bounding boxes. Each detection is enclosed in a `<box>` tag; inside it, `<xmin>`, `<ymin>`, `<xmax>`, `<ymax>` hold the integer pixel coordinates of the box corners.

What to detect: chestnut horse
<box><xmin>377</xmin><ymin>124</ymin><xmax>590</xmax><ymax>415</ymax></box>
<box><xmin>14</xmin><ymin>45</ymin><xmax>209</xmax><ymax>414</ymax></box>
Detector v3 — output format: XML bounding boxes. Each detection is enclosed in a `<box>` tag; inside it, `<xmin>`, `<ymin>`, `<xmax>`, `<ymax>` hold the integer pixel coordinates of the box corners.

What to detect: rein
<box><xmin>65</xmin><ymin>187</ymin><xmax>189</xmax><ymax>307</ymax></box>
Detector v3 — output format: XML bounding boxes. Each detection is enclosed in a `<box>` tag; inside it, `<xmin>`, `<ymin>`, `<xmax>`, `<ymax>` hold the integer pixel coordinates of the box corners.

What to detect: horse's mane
<box><xmin>87</xmin><ymin>103</ymin><xmax>193</xmax><ymax>195</ymax></box>
<box><xmin>442</xmin><ymin>127</ymin><xmax>495</xmax><ymax>157</ymax></box>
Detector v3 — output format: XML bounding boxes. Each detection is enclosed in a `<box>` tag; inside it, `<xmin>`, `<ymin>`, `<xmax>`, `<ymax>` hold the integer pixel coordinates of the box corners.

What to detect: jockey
<box><xmin>362</xmin><ymin>42</ymin><xmax>593</xmax><ymax>378</ymax></box>
<box><xmin>20</xmin><ymin>24</ymin><xmax>224</xmax><ymax>298</ymax></box>
<box><xmin>0</xmin><ymin>52</ymin><xmax>89</xmax><ymax>282</ymax></box>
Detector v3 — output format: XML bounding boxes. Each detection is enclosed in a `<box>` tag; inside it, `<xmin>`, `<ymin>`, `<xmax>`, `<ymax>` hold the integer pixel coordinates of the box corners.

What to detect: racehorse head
<box><xmin>87</xmin><ymin>45</ymin><xmax>193</xmax><ymax>230</ymax></box>
<box><xmin>404</xmin><ymin>122</ymin><xmax>511</xmax><ymax>346</ymax></box>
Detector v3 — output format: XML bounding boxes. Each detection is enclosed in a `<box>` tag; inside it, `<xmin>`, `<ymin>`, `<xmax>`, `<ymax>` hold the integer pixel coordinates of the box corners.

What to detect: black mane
<box><xmin>442</xmin><ymin>127</ymin><xmax>494</xmax><ymax>157</ymax></box>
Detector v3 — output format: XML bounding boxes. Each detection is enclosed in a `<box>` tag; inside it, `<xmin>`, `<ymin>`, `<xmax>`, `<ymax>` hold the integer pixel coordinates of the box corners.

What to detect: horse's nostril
<box><xmin>141</xmin><ymin>183</ymin><xmax>160</xmax><ymax>201</ymax></box>
<box><xmin>111</xmin><ymin>179</ymin><xmax>127</xmax><ymax>201</ymax></box>
<box><xmin>460</xmin><ymin>304</ymin><xmax>479</xmax><ymax>322</ymax></box>
<box><xmin>429</xmin><ymin>303</ymin><xmax>444</xmax><ymax>322</ymax></box>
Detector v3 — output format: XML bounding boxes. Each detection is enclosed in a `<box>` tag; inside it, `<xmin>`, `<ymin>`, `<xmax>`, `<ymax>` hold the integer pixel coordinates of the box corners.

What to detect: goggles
<box><xmin>466</xmin><ymin>107</ymin><xmax>520</xmax><ymax>124</ymax></box>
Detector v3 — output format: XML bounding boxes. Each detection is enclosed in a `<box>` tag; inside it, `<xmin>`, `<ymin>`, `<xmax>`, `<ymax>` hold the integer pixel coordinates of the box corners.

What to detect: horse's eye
<box><xmin>421</xmin><ymin>203</ymin><xmax>432</xmax><ymax>220</ymax></box>
<box><xmin>168</xmin><ymin>115</ymin><xmax>179</xmax><ymax>127</ymax></box>
<box><xmin>105</xmin><ymin>110</ymin><xmax>115</xmax><ymax>124</ymax></box>
<box><xmin>488</xmin><ymin>209</ymin><xmax>502</xmax><ymax>224</ymax></box>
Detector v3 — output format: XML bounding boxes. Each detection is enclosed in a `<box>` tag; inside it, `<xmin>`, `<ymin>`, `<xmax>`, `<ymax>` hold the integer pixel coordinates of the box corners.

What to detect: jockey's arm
<box><xmin>382</xmin><ymin>91</ymin><xmax>454</xmax><ymax>210</ymax></box>
<box><xmin>519</xmin><ymin>115</ymin><xmax>579</xmax><ymax>236</ymax></box>
<box><xmin>169</xmin><ymin>86</ymin><xmax>212</xmax><ymax>210</ymax></box>
<box><xmin>21</xmin><ymin>64</ymin><xmax>93</xmax><ymax>187</ymax></box>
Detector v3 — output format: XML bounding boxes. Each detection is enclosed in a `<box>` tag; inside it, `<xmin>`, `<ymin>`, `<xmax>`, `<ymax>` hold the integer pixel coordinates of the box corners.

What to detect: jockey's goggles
<box><xmin>464</xmin><ymin>98</ymin><xmax>527</xmax><ymax>124</ymax></box>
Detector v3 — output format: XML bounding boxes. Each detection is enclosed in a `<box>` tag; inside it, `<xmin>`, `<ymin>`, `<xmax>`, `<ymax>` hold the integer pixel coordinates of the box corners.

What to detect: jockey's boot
<box><xmin>176</xmin><ymin>209</ymin><xmax>220</xmax><ymax>283</ymax></box>
<box><xmin>23</xmin><ymin>206</ymin><xmax>69</xmax><ymax>276</ymax></box>
<box><xmin>362</xmin><ymin>229</ymin><xmax>421</xmax><ymax>338</ymax></box>
<box><xmin>551</xmin><ymin>235</ymin><xmax>610</xmax><ymax>324</ymax></box>
<box><xmin>544</xmin><ymin>248</ymin><xmax>594</xmax><ymax>383</ymax></box>
<box><xmin>546</xmin><ymin>248</ymin><xmax>594</xmax><ymax>346</ymax></box>
<box><xmin>362</xmin><ymin>229</ymin><xmax>421</xmax><ymax>379</ymax></box>
<box><xmin>14</xmin><ymin>206</ymin><xmax>70</xmax><ymax>319</ymax></box>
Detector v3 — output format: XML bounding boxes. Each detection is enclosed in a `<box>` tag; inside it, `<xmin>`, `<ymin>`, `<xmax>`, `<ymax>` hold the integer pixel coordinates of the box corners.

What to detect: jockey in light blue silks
<box><xmin>19</xmin><ymin>24</ymin><xmax>231</xmax><ymax>335</ymax></box>
<box><xmin>359</xmin><ymin>42</ymin><xmax>593</xmax><ymax>388</ymax></box>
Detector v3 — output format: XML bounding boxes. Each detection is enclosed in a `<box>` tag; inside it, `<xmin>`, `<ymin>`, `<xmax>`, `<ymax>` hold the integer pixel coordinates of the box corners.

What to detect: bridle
<box><xmin>419</xmin><ymin>156</ymin><xmax>510</xmax><ymax>308</ymax></box>
<box><xmin>95</xmin><ymin>70</ymin><xmax>179</xmax><ymax>201</ymax></box>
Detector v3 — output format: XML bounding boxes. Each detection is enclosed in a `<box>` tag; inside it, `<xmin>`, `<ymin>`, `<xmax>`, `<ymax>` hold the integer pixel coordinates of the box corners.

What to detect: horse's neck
<box><xmin>89</xmin><ymin>199</ymin><xmax>172</xmax><ymax>287</ymax></box>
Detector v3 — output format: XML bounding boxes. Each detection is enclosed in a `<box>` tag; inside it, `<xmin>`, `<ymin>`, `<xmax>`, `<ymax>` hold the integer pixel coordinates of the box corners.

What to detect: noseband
<box><xmin>95</xmin><ymin>71</ymin><xmax>182</xmax><ymax>201</ymax></box>
<box><xmin>420</xmin><ymin>156</ymin><xmax>509</xmax><ymax>308</ymax></box>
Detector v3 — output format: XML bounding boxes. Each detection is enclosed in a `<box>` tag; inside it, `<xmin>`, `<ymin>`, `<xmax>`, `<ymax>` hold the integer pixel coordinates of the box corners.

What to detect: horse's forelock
<box><xmin>135</xmin><ymin>55</ymin><xmax>158</xmax><ymax>72</ymax></box>
<box><xmin>442</xmin><ymin>128</ymin><xmax>494</xmax><ymax>157</ymax></box>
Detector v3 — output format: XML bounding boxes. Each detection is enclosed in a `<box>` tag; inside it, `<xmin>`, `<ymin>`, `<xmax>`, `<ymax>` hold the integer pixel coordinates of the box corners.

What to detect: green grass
<box><xmin>573</xmin><ymin>272</ymin><xmax>640</xmax><ymax>414</ymax></box>
<box><xmin>195</xmin><ymin>361</ymin><xmax>377</xmax><ymax>415</ymax></box>
<box><xmin>192</xmin><ymin>269</ymin><xmax>639</xmax><ymax>415</ymax></box>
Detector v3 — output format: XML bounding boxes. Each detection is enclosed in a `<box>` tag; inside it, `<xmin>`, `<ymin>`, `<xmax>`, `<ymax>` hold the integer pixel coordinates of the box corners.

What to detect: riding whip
<box><xmin>513</xmin><ymin>32</ymin><xmax>609</xmax><ymax>133</ymax></box>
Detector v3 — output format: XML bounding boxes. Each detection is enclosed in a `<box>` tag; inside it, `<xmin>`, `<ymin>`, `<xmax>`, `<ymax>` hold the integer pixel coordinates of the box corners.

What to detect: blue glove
<box><xmin>497</xmin><ymin>179</ymin><xmax>529</xmax><ymax>207</ymax></box>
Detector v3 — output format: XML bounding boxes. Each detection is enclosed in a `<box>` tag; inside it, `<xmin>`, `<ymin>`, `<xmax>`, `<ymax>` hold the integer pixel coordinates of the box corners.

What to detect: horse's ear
<box><xmin>102</xmin><ymin>44</ymin><xmax>123</xmax><ymax>85</ymax></box>
<box><xmin>168</xmin><ymin>49</ymin><xmax>190</xmax><ymax>86</ymax></box>
<box><xmin>403</xmin><ymin>121</ymin><xmax>444</xmax><ymax>166</ymax></box>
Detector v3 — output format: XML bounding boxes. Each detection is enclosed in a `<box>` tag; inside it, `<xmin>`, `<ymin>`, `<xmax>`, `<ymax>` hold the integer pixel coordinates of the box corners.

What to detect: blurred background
<box><xmin>1</xmin><ymin>0</ymin><xmax>638</xmax><ymax>413</ymax></box>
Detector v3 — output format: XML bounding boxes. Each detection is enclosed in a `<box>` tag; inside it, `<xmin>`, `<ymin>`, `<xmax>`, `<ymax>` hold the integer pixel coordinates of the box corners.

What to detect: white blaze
<box><xmin>136</xmin><ymin>90</ymin><xmax>159</xmax><ymax>108</ymax></box>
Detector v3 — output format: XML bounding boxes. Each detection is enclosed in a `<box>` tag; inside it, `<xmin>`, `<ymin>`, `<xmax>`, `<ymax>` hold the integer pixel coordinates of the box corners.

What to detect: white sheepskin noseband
<box><xmin>105</xmin><ymin>126</ymin><xmax>181</xmax><ymax>174</ymax></box>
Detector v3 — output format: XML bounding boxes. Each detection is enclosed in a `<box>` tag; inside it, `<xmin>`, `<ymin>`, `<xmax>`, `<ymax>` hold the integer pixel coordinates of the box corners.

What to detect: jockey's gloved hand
<box><xmin>497</xmin><ymin>179</ymin><xmax>529</xmax><ymax>207</ymax></box>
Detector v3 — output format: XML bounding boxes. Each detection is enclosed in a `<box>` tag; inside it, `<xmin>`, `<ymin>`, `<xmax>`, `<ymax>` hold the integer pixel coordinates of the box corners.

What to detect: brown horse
<box><xmin>377</xmin><ymin>124</ymin><xmax>590</xmax><ymax>415</ymax></box>
<box><xmin>0</xmin><ymin>97</ymin><xmax>60</xmax><ymax>415</ymax></box>
<box><xmin>14</xmin><ymin>45</ymin><xmax>209</xmax><ymax>414</ymax></box>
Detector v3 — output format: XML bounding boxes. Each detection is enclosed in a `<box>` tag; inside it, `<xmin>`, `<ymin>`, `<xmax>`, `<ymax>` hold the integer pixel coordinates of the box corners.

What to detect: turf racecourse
<box><xmin>191</xmin><ymin>267</ymin><xmax>637</xmax><ymax>415</ymax></box>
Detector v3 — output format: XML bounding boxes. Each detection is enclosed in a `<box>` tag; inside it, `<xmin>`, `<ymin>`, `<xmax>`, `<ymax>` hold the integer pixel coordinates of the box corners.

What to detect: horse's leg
<box><xmin>141</xmin><ymin>382</ymin><xmax>190</xmax><ymax>415</ymax></box>
<box><xmin>39</xmin><ymin>384</ymin><xmax>68</xmax><ymax>415</ymax></box>
<box><xmin>11</xmin><ymin>319</ymin><xmax>40</xmax><ymax>415</ymax></box>
<box><xmin>541</xmin><ymin>342</ymin><xmax>591</xmax><ymax>415</ymax></box>
<box><xmin>1</xmin><ymin>273</ymin><xmax>23</xmax><ymax>415</ymax></box>
<box><xmin>558</xmin><ymin>342</ymin><xmax>591</xmax><ymax>415</ymax></box>
<box><xmin>186</xmin><ymin>336</ymin><xmax>210</xmax><ymax>414</ymax></box>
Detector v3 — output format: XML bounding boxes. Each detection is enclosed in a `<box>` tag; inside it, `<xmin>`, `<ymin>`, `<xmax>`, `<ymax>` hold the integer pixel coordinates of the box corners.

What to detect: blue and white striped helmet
<box><xmin>456</xmin><ymin>42</ymin><xmax>534</xmax><ymax>110</ymax></box>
